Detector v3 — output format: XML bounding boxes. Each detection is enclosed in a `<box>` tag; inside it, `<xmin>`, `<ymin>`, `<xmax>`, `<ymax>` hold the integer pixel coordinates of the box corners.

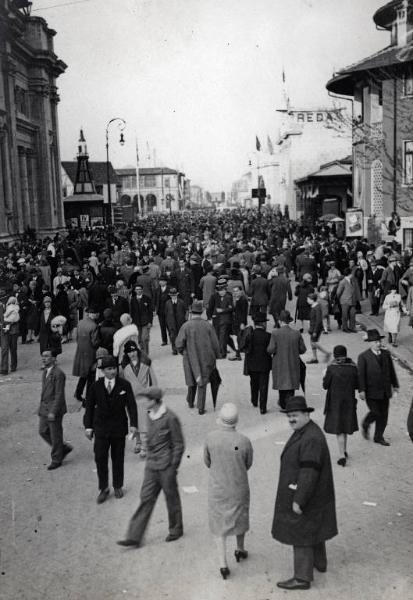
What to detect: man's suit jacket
<box><xmin>336</xmin><ymin>276</ymin><xmax>360</xmax><ymax>306</ymax></box>
<box><xmin>84</xmin><ymin>376</ymin><xmax>137</xmax><ymax>437</ymax></box>
<box><xmin>240</xmin><ymin>326</ymin><xmax>272</xmax><ymax>374</ymax></box>
<box><xmin>130</xmin><ymin>294</ymin><xmax>153</xmax><ymax>327</ymax></box>
<box><xmin>357</xmin><ymin>348</ymin><xmax>399</xmax><ymax>400</ymax></box>
<box><xmin>250</xmin><ymin>277</ymin><xmax>270</xmax><ymax>306</ymax></box>
<box><xmin>165</xmin><ymin>298</ymin><xmax>187</xmax><ymax>334</ymax></box>
<box><xmin>38</xmin><ymin>366</ymin><xmax>67</xmax><ymax>418</ymax></box>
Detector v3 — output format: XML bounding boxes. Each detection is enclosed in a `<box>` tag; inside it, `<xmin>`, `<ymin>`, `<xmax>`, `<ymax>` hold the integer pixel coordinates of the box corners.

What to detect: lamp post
<box><xmin>105</xmin><ymin>117</ymin><xmax>126</xmax><ymax>227</ymax></box>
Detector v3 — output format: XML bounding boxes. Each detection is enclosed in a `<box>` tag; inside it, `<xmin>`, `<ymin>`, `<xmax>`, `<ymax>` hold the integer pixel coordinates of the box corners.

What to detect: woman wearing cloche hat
<box><xmin>204</xmin><ymin>403</ymin><xmax>253</xmax><ymax>580</ymax></box>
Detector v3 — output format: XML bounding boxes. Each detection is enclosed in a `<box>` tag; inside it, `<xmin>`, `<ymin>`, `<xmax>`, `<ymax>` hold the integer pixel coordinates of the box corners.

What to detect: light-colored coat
<box><xmin>204</xmin><ymin>426</ymin><xmax>253</xmax><ymax>536</ymax></box>
<box><xmin>267</xmin><ymin>325</ymin><xmax>306</xmax><ymax>390</ymax></box>
<box><xmin>175</xmin><ymin>317</ymin><xmax>220</xmax><ymax>386</ymax></box>
<box><xmin>72</xmin><ymin>316</ymin><xmax>97</xmax><ymax>377</ymax></box>
<box><xmin>122</xmin><ymin>361</ymin><xmax>157</xmax><ymax>434</ymax></box>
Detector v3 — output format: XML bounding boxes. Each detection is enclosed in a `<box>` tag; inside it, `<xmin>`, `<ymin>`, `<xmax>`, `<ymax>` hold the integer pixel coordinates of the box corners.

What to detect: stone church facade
<box><xmin>0</xmin><ymin>0</ymin><xmax>66</xmax><ymax>241</ymax></box>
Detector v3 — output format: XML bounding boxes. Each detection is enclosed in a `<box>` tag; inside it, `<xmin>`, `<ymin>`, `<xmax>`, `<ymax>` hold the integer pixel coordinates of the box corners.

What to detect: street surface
<box><xmin>1</xmin><ymin>297</ymin><xmax>412</xmax><ymax>600</ymax></box>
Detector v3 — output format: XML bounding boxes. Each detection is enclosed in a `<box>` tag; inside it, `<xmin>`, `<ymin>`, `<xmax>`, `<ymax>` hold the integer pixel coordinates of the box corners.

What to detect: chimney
<box><xmin>396</xmin><ymin>0</ymin><xmax>409</xmax><ymax>47</ymax></box>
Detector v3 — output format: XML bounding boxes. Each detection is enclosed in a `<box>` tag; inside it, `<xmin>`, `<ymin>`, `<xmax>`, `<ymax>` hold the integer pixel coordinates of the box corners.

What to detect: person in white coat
<box><xmin>382</xmin><ymin>285</ymin><xmax>402</xmax><ymax>347</ymax></box>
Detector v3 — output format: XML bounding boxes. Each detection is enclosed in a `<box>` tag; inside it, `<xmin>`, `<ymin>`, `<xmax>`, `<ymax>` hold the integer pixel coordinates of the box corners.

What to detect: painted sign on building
<box><xmin>346</xmin><ymin>209</ymin><xmax>363</xmax><ymax>237</ymax></box>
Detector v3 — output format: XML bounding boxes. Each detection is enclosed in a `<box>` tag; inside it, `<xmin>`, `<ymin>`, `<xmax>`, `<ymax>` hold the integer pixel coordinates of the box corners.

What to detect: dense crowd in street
<box><xmin>1</xmin><ymin>207</ymin><xmax>412</xmax><ymax>590</ymax></box>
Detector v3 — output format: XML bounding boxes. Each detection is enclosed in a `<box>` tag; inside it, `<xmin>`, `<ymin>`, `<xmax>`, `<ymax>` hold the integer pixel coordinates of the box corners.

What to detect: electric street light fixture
<box><xmin>105</xmin><ymin>117</ymin><xmax>126</xmax><ymax>227</ymax></box>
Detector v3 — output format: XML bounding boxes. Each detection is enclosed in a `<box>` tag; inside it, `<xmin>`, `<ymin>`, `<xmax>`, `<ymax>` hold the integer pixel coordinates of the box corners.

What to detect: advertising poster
<box><xmin>346</xmin><ymin>209</ymin><xmax>363</xmax><ymax>237</ymax></box>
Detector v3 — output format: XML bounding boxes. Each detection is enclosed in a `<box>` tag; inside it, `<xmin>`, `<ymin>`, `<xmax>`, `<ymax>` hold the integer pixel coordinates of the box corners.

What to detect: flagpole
<box><xmin>135</xmin><ymin>137</ymin><xmax>141</xmax><ymax>217</ymax></box>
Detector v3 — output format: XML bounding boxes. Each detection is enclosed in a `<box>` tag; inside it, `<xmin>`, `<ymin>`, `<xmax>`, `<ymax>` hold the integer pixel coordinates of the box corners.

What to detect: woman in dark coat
<box><xmin>37</xmin><ymin>296</ymin><xmax>56</xmax><ymax>354</ymax></box>
<box><xmin>322</xmin><ymin>345</ymin><xmax>359</xmax><ymax>466</ymax></box>
<box><xmin>294</xmin><ymin>273</ymin><xmax>314</xmax><ymax>332</ymax></box>
<box><xmin>26</xmin><ymin>280</ymin><xmax>40</xmax><ymax>343</ymax></box>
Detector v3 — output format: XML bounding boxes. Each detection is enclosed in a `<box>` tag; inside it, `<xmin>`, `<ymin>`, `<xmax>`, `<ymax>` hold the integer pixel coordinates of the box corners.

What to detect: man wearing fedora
<box><xmin>175</xmin><ymin>300</ymin><xmax>221</xmax><ymax>415</ymax></box>
<box><xmin>240</xmin><ymin>313</ymin><xmax>272</xmax><ymax>413</ymax></box>
<box><xmin>117</xmin><ymin>387</ymin><xmax>184</xmax><ymax>547</ymax></box>
<box><xmin>357</xmin><ymin>329</ymin><xmax>399</xmax><ymax>446</ymax></box>
<box><xmin>164</xmin><ymin>287</ymin><xmax>187</xmax><ymax>355</ymax></box>
<box><xmin>84</xmin><ymin>355</ymin><xmax>137</xmax><ymax>503</ymax></box>
<box><xmin>272</xmin><ymin>396</ymin><xmax>338</xmax><ymax>590</ymax></box>
<box><xmin>267</xmin><ymin>310</ymin><xmax>307</xmax><ymax>410</ymax></box>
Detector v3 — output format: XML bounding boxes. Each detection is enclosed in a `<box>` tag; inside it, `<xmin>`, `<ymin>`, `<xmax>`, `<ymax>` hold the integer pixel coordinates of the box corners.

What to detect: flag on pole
<box><xmin>146</xmin><ymin>141</ymin><xmax>151</xmax><ymax>162</ymax></box>
<box><xmin>267</xmin><ymin>135</ymin><xmax>274</xmax><ymax>155</ymax></box>
<box><xmin>256</xmin><ymin>136</ymin><xmax>261</xmax><ymax>151</ymax></box>
<box><xmin>136</xmin><ymin>139</ymin><xmax>140</xmax><ymax>164</ymax></box>
<box><xmin>282</xmin><ymin>67</ymin><xmax>286</xmax><ymax>83</ymax></box>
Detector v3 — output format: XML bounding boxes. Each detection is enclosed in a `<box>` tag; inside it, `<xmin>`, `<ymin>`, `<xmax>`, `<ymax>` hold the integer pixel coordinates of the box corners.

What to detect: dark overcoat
<box><xmin>323</xmin><ymin>359</ymin><xmax>359</xmax><ymax>434</ymax></box>
<box><xmin>267</xmin><ymin>325</ymin><xmax>306</xmax><ymax>390</ymax></box>
<box><xmin>294</xmin><ymin>282</ymin><xmax>314</xmax><ymax>321</ymax></box>
<box><xmin>272</xmin><ymin>420</ymin><xmax>338</xmax><ymax>546</ymax></box>
<box><xmin>165</xmin><ymin>298</ymin><xmax>187</xmax><ymax>335</ymax></box>
<box><xmin>240</xmin><ymin>326</ymin><xmax>272</xmax><ymax>375</ymax></box>
<box><xmin>357</xmin><ymin>348</ymin><xmax>399</xmax><ymax>400</ymax></box>
<box><xmin>269</xmin><ymin>276</ymin><xmax>292</xmax><ymax>317</ymax></box>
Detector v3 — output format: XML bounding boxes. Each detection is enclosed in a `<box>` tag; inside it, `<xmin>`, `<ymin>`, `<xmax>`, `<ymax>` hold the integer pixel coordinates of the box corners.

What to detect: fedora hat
<box><xmin>253</xmin><ymin>313</ymin><xmax>269</xmax><ymax>323</ymax></box>
<box><xmin>169</xmin><ymin>287</ymin><xmax>178</xmax><ymax>296</ymax></box>
<box><xmin>101</xmin><ymin>355</ymin><xmax>117</xmax><ymax>369</ymax></box>
<box><xmin>281</xmin><ymin>396</ymin><xmax>314</xmax><ymax>413</ymax></box>
<box><xmin>191</xmin><ymin>300</ymin><xmax>204</xmax><ymax>314</ymax></box>
<box><xmin>364</xmin><ymin>328</ymin><xmax>384</xmax><ymax>342</ymax></box>
<box><xmin>333</xmin><ymin>344</ymin><xmax>347</xmax><ymax>358</ymax></box>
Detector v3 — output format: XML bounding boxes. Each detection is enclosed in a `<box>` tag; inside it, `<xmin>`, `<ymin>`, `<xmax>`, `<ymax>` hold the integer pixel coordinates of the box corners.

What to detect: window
<box><xmin>403</xmin><ymin>228</ymin><xmax>413</xmax><ymax>249</ymax></box>
<box><xmin>144</xmin><ymin>175</ymin><xmax>156</xmax><ymax>187</ymax></box>
<box><xmin>404</xmin><ymin>141</ymin><xmax>413</xmax><ymax>184</ymax></box>
<box><xmin>164</xmin><ymin>177</ymin><xmax>170</xmax><ymax>188</ymax></box>
<box><xmin>403</xmin><ymin>65</ymin><xmax>413</xmax><ymax>96</ymax></box>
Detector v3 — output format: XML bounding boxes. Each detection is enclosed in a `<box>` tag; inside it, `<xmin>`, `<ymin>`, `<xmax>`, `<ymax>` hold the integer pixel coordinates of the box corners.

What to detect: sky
<box><xmin>35</xmin><ymin>0</ymin><xmax>390</xmax><ymax>190</ymax></box>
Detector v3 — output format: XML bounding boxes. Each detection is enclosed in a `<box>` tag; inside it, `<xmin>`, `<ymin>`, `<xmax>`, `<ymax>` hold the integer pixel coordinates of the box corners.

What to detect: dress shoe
<box><xmin>314</xmin><ymin>564</ymin><xmax>327</xmax><ymax>573</ymax></box>
<box><xmin>96</xmin><ymin>489</ymin><xmax>110</xmax><ymax>504</ymax></box>
<box><xmin>172</xmin><ymin>350</ymin><xmax>178</xmax><ymax>355</ymax></box>
<box><xmin>234</xmin><ymin>549</ymin><xmax>248</xmax><ymax>562</ymax></box>
<box><xmin>306</xmin><ymin>358</ymin><xmax>318</xmax><ymax>364</ymax></box>
<box><xmin>161</xmin><ymin>342</ymin><xmax>168</xmax><ymax>346</ymax></box>
<box><xmin>47</xmin><ymin>462</ymin><xmax>62</xmax><ymax>470</ymax></box>
<box><xmin>62</xmin><ymin>444</ymin><xmax>73</xmax><ymax>458</ymax></box>
<box><xmin>198</xmin><ymin>409</ymin><xmax>206</xmax><ymax>415</ymax></box>
<box><xmin>374</xmin><ymin>439</ymin><xmax>390</xmax><ymax>446</ymax></box>
<box><xmin>117</xmin><ymin>539</ymin><xmax>140</xmax><ymax>548</ymax></box>
<box><xmin>277</xmin><ymin>578</ymin><xmax>310</xmax><ymax>590</ymax></box>
<box><xmin>187</xmin><ymin>403</ymin><xmax>194</xmax><ymax>409</ymax></box>
<box><xmin>0</xmin><ymin>371</ymin><xmax>8</xmax><ymax>375</ymax></box>
<box><xmin>260</xmin><ymin>408</ymin><xmax>267</xmax><ymax>414</ymax></box>
<box><xmin>228</xmin><ymin>355</ymin><xmax>242</xmax><ymax>361</ymax></box>
<box><xmin>361</xmin><ymin>422</ymin><xmax>369</xmax><ymax>440</ymax></box>
<box><xmin>220</xmin><ymin>567</ymin><xmax>230</xmax><ymax>580</ymax></box>
<box><xmin>165</xmin><ymin>533</ymin><xmax>183</xmax><ymax>542</ymax></box>
<box><xmin>337</xmin><ymin>457</ymin><xmax>346</xmax><ymax>467</ymax></box>
<box><xmin>114</xmin><ymin>487</ymin><xmax>124</xmax><ymax>499</ymax></box>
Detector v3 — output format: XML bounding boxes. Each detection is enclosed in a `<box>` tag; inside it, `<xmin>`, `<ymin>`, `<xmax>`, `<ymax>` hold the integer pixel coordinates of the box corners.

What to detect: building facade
<box><xmin>116</xmin><ymin>167</ymin><xmax>190</xmax><ymax>213</ymax></box>
<box><xmin>275</xmin><ymin>107</ymin><xmax>352</xmax><ymax>219</ymax></box>
<box><xmin>0</xmin><ymin>1</ymin><xmax>66</xmax><ymax>240</ymax></box>
<box><xmin>327</xmin><ymin>0</ymin><xmax>413</xmax><ymax>246</ymax></box>
<box><xmin>295</xmin><ymin>156</ymin><xmax>353</xmax><ymax>221</ymax></box>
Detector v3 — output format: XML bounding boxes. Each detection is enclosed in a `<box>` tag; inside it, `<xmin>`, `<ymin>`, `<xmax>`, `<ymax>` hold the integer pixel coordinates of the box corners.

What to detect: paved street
<box><xmin>1</xmin><ymin>298</ymin><xmax>412</xmax><ymax>600</ymax></box>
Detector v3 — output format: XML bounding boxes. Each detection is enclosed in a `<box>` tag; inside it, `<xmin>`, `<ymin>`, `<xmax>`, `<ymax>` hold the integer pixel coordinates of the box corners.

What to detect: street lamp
<box><xmin>105</xmin><ymin>117</ymin><xmax>126</xmax><ymax>227</ymax></box>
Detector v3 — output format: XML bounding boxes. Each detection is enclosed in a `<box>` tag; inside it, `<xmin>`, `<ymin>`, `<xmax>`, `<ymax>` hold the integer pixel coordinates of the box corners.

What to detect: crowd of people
<box><xmin>1</xmin><ymin>207</ymin><xmax>412</xmax><ymax>589</ymax></box>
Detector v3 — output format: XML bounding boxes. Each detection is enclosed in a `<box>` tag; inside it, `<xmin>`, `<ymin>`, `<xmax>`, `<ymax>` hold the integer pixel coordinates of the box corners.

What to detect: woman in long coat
<box><xmin>294</xmin><ymin>274</ymin><xmax>314</xmax><ymax>332</ymax></box>
<box><xmin>204</xmin><ymin>403</ymin><xmax>253</xmax><ymax>580</ymax></box>
<box><xmin>121</xmin><ymin>339</ymin><xmax>157</xmax><ymax>458</ymax></box>
<box><xmin>322</xmin><ymin>345</ymin><xmax>359</xmax><ymax>466</ymax></box>
<box><xmin>37</xmin><ymin>296</ymin><xmax>56</xmax><ymax>354</ymax></box>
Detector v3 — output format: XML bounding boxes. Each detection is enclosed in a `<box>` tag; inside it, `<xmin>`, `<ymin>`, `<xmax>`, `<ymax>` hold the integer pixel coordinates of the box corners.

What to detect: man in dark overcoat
<box><xmin>164</xmin><ymin>288</ymin><xmax>187</xmax><ymax>354</ymax></box>
<box><xmin>272</xmin><ymin>396</ymin><xmax>338</xmax><ymax>590</ymax></box>
<box><xmin>155</xmin><ymin>275</ymin><xmax>170</xmax><ymax>346</ymax></box>
<box><xmin>206</xmin><ymin>279</ymin><xmax>234</xmax><ymax>358</ymax></box>
<box><xmin>357</xmin><ymin>328</ymin><xmax>399</xmax><ymax>446</ymax></box>
<box><xmin>38</xmin><ymin>350</ymin><xmax>72</xmax><ymax>470</ymax></box>
<box><xmin>268</xmin><ymin>268</ymin><xmax>292</xmax><ymax>326</ymax></box>
<box><xmin>84</xmin><ymin>355</ymin><xmax>137</xmax><ymax>503</ymax></box>
<box><xmin>267</xmin><ymin>310</ymin><xmax>307</xmax><ymax>409</ymax></box>
<box><xmin>240</xmin><ymin>314</ymin><xmax>272</xmax><ymax>413</ymax></box>
<box><xmin>229</xmin><ymin>285</ymin><xmax>249</xmax><ymax>361</ymax></box>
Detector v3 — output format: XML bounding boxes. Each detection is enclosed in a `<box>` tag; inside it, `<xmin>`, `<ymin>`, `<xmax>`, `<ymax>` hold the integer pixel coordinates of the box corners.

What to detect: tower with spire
<box><xmin>74</xmin><ymin>129</ymin><xmax>96</xmax><ymax>194</ymax></box>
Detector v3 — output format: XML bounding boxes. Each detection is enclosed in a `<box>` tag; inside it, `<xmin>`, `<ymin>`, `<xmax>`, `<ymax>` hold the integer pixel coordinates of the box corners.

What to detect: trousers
<box><xmin>94</xmin><ymin>436</ymin><xmax>126</xmax><ymax>490</ymax></box>
<box><xmin>1</xmin><ymin>332</ymin><xmax>18</xmax><ymax>373</ymax></box>
<box><xmin>341</xmin><ymin>304</ymin><xmax>356</xmax><ymax>331</ymax></box>
<box><xmin>293</xmin><ymin>542</ymin><xmax>327</xmax><ymax>582</ymax></box>
<box><xmin>278</xmin><ymin>389</ymin><xmax>294</xmax><ymax>410</ymax></box>
<box><xmin>158</xmin><ymin>313</ymin><xmax>168</xmax><ymax>344</ymax></box>
<box><xmin>249</xmin><ymin>371</ymin><xmax>269</xmax><ymax>411</ymax></box>
<box><xmin>126</xmin><ymin>465</ymin><xmax>183</xmax><ymax>543</ymax></box>
<box><xmin>363</xmin><ymin>397</ymin><xmax>390</xmax><ymax>441</ymax></box>
<box><xmin>138</xmin><ymin>325</ymin><xmax>151</xmax><ymax>355</ymax></box>
<box><xmin>39</xmin><ymin>415</ymin><xmax>66</xmax><ymax>464</ymax></box>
